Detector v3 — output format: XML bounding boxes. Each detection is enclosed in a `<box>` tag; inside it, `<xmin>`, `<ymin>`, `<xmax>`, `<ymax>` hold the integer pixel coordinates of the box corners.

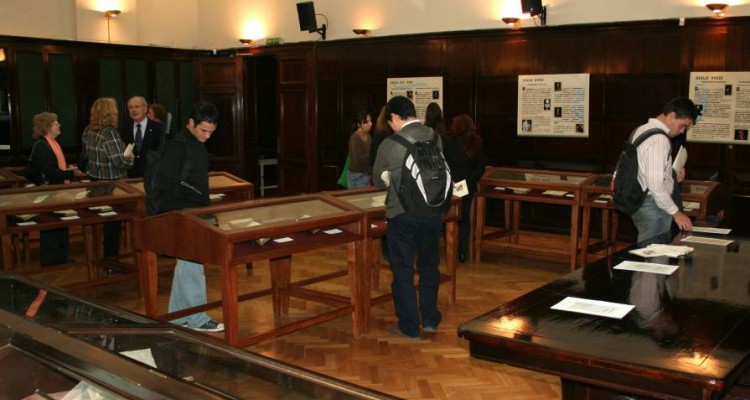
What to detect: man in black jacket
<box><xmin>152</xmin><ymin>101</ymin><xmax>224</xmax><ymax>332</ymax></box>
<box><xmin>122</xmin><ymin>96</ymin><xmax>162</xmax><ymax>178</ymax></box>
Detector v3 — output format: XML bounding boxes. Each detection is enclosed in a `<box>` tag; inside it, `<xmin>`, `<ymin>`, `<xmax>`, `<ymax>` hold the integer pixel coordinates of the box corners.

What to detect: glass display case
<box><xmin>0</xmin><ymin>272</ymin><xmax>398</xmax><ymax>399</ymax></box>
<box><xmin>474</xmin><ymin>167</ymin><xmax>593</xmax><ymax>271</ymax></box>
<box><xmin>0</xmin><ymin>167</ymin><xmax>26</xmax><ymax>189</ymax></box>
<box><xmin>122</xmin><ymin>171</ymin><xmax>255</xmax><ymax>203</ymax></box>
<box><xmin>325</xmin><ymin>187</ymin><xmax>460</xmax><ymax>313</ymax></box>
<box><xmin>134</xmin><ymin>194</ymin><xmax>367</xmax><ymax>347</ymax></box>
<box><xmin>0</xmin><ymin>181</ymin><xmax>144</xmax><ymax>282</ymax></box>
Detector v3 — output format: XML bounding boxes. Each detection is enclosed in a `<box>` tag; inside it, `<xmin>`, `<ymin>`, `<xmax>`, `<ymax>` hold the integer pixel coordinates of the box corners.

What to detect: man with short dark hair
<box><xmin>373</xmin><ymin>96</ymin><xmax>443</xmax><ymax>338</ymax></box>
<box><xmin>631</xmin><ymin>97</ymin><xmax>697</xmax><ymax>242</ymax></box>
<box><xmin>152</xmin><ymin>101</ymin><xmax>224</xmax><ymax>332</ymax></box>
<box><xmin>123</xmin><ymin>95</ymin><xmax>162</xmax><ymax>178</ymax></box>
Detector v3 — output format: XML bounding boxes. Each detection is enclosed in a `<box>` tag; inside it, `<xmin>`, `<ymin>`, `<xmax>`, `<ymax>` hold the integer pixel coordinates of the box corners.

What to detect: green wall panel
<box><xmin>48</xmin><ymin>53</ymin><xmax>77</xmax><ymax>147</ymax></box>
<box><xmin>17</xmin><ymin>51</ymin><xmax>45</xmax><ymax>149</ymax></box>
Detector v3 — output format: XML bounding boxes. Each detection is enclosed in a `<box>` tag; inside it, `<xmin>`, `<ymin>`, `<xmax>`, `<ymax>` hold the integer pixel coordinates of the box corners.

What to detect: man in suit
<box><xmin>123</xmin><ymin>96</ymin><xmax>163</xmax><ymax>178</ymax></box>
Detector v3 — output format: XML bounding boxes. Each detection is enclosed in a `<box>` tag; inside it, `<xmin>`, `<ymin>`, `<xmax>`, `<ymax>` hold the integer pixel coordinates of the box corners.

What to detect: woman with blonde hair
<box><xmin>82</xmin><ymin>97</ymin><xmax>134</xmax><ymax>258</ymax></box>
<box><xmin>28</xmin><ymin>112</ymin><xmax>82</xmax><ymax>266</ymax></box>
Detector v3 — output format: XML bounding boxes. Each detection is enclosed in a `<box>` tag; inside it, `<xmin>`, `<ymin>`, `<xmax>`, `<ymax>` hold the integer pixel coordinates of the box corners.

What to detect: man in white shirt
<box><xmin>631</xmin><ymin>97</ymin><xmax>697</xmax><ymax>242</ymax></box>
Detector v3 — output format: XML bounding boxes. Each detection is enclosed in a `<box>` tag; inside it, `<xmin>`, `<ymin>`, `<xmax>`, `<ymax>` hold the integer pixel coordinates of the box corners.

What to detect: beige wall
<box><xmin>1</xmin><ymin>0</ymin><xmax>749</xmax><ymax>49</ymax></box>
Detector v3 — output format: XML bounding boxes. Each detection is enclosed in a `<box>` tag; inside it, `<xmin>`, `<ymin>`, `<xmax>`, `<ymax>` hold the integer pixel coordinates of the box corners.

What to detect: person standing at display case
<box><xmin>373</xmin><ymin>96</ymin><xmax>444</xmax><ymax>338</ymax></box>
<box><xmin>27</xmin><ymin>112</ymin><xmax>84</xmax><ymax>266</ymax></box>
<box><xmin>81</xmin><ymin>97</ymin><xmax>134</xmax><ymax>259</ymax></box>
<box><xmin>149</xmin><ymin>101</ymin><xmax>224</xmax><ymax>332</ymax></box>
<box><xmin>443</xmin><ymin>114</ymin><xmax>486</xmax><ymax>263</ymax></box>
<box><xmin>347</xmin><ymin>110</ymin><xmax>373</xmax><ymax>188</ymax></box>
<box><xmin>122</xmin><ymin>96</ymin><xmax>163</xmax><ymax>178</ymax></box>
<box><xmin>630</xmin><ymin>97</ymin><xmax>696</xmax><ymax>242</ymax></box>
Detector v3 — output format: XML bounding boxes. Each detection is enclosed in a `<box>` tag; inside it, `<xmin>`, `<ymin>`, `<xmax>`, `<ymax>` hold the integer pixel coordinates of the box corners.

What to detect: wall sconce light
<box><xmin>502</xmin><ymin>17</ymin><xmax>520</xmax><ymax>28</ymax></box>
<box><xmin>239</xmin><ymin>38</ymin><xmax>254</xmax><ymax>46</ymax></box>
<box><xmin>352</xmin><ymin>29</ymin><xmax>371</xmax><ymax>37</ymax></box>
<box><xmin>706</xmin><ymin>3</ymin><xmax>728</xmax><ymax>16</ymax></box>
<box><xmin>104</xmin><ymin>10</ymin><xmax>121</xmax><ymax>44</ymax></box>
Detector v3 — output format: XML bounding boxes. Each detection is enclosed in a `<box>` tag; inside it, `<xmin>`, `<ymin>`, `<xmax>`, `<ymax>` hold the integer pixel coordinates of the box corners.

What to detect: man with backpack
<box><xmin>373</xmin><ymin>96</ymin><xmax>450</xmax><ymax>338</ymax></box>
<box><xmin>629</xmin><ymin>97</ymin><xmax>697</xmax><ymax>242</ymax></box>
<box><xmin>145</xmin><ymin>101</ymin><xmax>224</xmax><ymax>333</ymax></box>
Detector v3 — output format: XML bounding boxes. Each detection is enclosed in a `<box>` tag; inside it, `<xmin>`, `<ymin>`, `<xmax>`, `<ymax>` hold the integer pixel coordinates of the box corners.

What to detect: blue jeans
<box><xmin>168</xmin><ymin>259</ymin><xmax>211</xmax><ymax>328</ymax></box>
<box><xmin>386</xmin><ymin>212</ymin><xmax>443</xmax><ymax>337</ymax></box>
<box><xmin>631</xmin><ymin>196</ymin><xmax>673</xmax><ymax>243</ymax></box>
<box><xmin>347</xmin><ymin>171</ymin><xmax>371</xmax><ymax>188</ymax></box>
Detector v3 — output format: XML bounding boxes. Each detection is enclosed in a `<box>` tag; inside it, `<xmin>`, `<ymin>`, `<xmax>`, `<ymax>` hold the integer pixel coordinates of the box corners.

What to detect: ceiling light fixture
<box><xmin>352</xmin><ymin>29</ymin><xmax>371</xmax><ymax>37</ymax></box>
<box><xmin>705</xmin><ymin>3</ymin><xmax>728</xmax><ymax>17</ymax></box>
<box><xmin>239</xmin><ymin>38</ymin><xmax>254</xmax><ymax>46</ymax></box>
<box><xmin>502</xmin><ymin>17</ymin><xmax>520</xmax><ymax>28</ymax></box>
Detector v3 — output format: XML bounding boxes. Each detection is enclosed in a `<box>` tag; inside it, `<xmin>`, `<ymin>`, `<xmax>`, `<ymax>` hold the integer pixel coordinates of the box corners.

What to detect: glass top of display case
<box><xmin>0</xmin><ymin>182</ymin><xmax>136</xmax><ymax>212</ymax></box>
<box><xmin>0</xmin><ymin>273</ymin><xmax>397</xmax><ymax>400</ymax></box>
<box><xmin>203</xmin><ymin>198</ymin><xmax>356</xmax><ymax>232</ymax></box>
<box><xmin>336</xmin><ymin>191</ymin><xmax>387</xmax><ymax>211</ymax></box>
<box><xmin>485</xmin><ymin>167</ymin><xmax>591</xmax><ymax>185</ymax></box>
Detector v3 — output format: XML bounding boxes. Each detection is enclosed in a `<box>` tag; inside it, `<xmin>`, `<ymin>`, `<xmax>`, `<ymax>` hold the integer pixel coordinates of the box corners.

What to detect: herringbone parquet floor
<box><xmin>21</xmin><ymin>236</ymin><xmax>579</xmax><ymax>399</ymax></box>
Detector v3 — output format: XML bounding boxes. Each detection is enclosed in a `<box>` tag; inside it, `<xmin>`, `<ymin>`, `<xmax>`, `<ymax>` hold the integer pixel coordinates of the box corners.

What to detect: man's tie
<box><xmin>135</xmin><ymin>123</ymin><xmax>143</xmax><ymax>152</ymax></box>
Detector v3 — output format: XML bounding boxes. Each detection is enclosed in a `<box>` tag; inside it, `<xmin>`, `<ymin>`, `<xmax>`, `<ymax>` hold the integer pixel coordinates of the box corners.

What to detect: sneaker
<box><xmin>192</xmin><ymin>320</ymin><xmax>224</xmax><ymax>332</ymax></box>
<box><xmin>422</xmin><ymin>326</ymin><xmax>438</xmax><ymax>333</ymax></box>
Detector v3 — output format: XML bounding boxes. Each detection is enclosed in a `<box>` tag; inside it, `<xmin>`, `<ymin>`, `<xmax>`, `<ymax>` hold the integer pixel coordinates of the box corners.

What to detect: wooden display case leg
<box><xmin>580</xmin><ymin>205</ymin><xmax>592</xmax><ymax>268</ymax></box>
<box><xmin>139</xmin><ymin>250</ymin><xmax>159</xmax><ymax>318</ymax></box>
<box><xmin>220</xmin><ymin>262</ymin><xmax>239</xmax><ymax>347</ymax></box>
<box><xmin>570</xmin><ymin>202</ymin><xmax>580</xmax><ymax>272</ymax></box>
<box><xmin>270</xmin><ymin>256</ymin><xmax>291</xmax><ymax>323</ymax></box>
<box><xmin>1</xmin><ymin>233</ymin><xmax>13</xmax><ymax>272</ymax></box>
<box><xmin>445</xmin><ymin>221</ymin><xmax>457</xmax><ymax>305</ymax></box>
<box><xmin>474</xmin><ymin>196</ymin><xmax>486</xmax><ymax>263</ymax></box>
<box><xmin>349</xmin><ymin>238</ymin><xmax>369</xmax><ymax>336</ymax></box>
<box><xmin>371</xmin><ymin>238</ymin><xmax>381</xmax><ymax>290</ymax></box>
<box><xmin>83</xmin><ymin>225</ymin><xmax>96</xmax><ymax>281</ymax></box>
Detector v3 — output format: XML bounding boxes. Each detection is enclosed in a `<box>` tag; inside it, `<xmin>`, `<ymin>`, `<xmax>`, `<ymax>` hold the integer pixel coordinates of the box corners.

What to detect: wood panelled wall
<box><xmin>300</xmin><ymin>18</ymin><xmax>750</xmax><ymax>195</ymax></box>
<box><xmin>0</xmin><ymin>36</ymin><xmax>196</xmax><ymax>167</ymax></box>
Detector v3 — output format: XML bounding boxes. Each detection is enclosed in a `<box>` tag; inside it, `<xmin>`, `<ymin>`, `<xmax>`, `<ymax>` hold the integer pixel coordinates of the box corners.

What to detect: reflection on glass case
<box><xmin>0</xmin><ymin>273</ymin><xmax>398</xmax><ymax>400</ymax></box>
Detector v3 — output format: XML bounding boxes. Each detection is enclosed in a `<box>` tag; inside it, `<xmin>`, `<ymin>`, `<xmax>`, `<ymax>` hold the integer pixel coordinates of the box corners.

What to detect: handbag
<box><xmin>337</xmin><ymin>156</ymin><xmax>350</xmax><ymax>188</ymax></box>
<box><xmin>22</xmin><ymin>141</ymin><xmax>50</xmax><ymax>186</ymax></box>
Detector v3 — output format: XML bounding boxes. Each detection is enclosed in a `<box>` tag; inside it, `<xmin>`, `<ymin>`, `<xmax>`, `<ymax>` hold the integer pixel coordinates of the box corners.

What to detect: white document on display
<box><xmin>690</xmin><ymin>226</ymin><xmax>731</xmax><ymax>235</ymax></box>
<box><xmin>613</xmin><ymin>260</ymin><xmax>678</xmax><ymax>275</ymax></box>
<box><xmin>680</xmin><ymin>235</ymin><xmax>734</xmax><ymax>246</ymax></box>
<box><xmin>551</xmin><ymin>297</ymin><xmax>634</xmax><ymax>319</ymax></box>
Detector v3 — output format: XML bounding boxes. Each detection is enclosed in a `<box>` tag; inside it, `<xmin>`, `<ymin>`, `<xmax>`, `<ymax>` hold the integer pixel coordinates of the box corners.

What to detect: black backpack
<box><xmin>144</xmin><ymin>134</ymin><xmax>191</xmax><ymax>216</ymax></box>
<box><xmin>611</xmin><ymin>128</ymin><xmax>667</xmax><ymax>215</ymax></box>
<box><xmin>389</xmin><ymin>131</ymin><xmax>453</xmax><ymax>217</ymax></box>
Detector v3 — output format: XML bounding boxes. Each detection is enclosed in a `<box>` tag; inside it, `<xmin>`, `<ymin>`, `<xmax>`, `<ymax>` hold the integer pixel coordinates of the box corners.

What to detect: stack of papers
<box><xmin>629</xmin><ymin>244</ymin><xmax>693</xmax><ymax>258</ymax></box>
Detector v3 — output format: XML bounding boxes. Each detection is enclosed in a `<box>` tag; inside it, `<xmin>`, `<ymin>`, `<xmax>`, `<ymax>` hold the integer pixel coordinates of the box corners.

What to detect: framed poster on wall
<box><xmin>387</xmin><ymin>77</ymin><xmax>443</xmax><ymax>122</ymax></box>
<box><xmin>517</xmin><ymin>73</ymin><xmax>590</xmax><ymax>138</ymax></box>
<box><xmin>688</xmin><ymin>71</ymin><xmax>750</xmax><ymax>145</ymax></box>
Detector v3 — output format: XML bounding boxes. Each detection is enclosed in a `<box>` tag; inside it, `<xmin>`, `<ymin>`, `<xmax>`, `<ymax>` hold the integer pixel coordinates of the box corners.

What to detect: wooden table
<box><xmin>324</xmin><ymin>187</ymin><xmax>461</xmax><ymax>328</ymax></box>
<box><xmin>579</xmin><ymin>175</ymin><xmax>725</xmax><ymax>267</ymax></box>
<box><xmin>135</xmin><ymin>194</ymin><xmax>366</xmax><ymax>347</ymax></box>
<box><xmin>459</xmin><ymin>232</ymin><xmax>750</xmax><ymax>400</ymax></box>
<box><xmin>474</xmin><ymin>167</ymin><xmax>593</xmax><ymax>271</ymax></box>
<box><xmin>0</xmin><ymin>181</ymin><xmax>145</xmax><ymax>284</ymax></box>
<box><xmin>122</xmin><ymin>171</ymin><xmax>255</xmax><ymax>203</ymax></box>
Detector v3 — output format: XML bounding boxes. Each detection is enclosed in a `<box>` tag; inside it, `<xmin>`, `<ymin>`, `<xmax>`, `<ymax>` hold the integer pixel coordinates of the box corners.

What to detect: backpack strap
<box><xmin>630</xmin><ymin>127</ymin><xmax>667</xmax><ymax>147</ymax></box>
<box><xmin>389</xmin><ymin>131</ymin><xmax>437</xmax><ymax>147</ymax></box>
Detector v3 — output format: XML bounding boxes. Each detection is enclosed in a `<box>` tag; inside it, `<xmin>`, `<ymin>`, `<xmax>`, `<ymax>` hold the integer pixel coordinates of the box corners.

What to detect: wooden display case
<box><xmin>122</xmin><ymin>171</ymin><xmax>255</xmax><ymax>203</ymax></box>
<box><xmin>0</xmin><ymin>167</ymin><xmax>26</xmax><ymax>189</ymax></box>
<box><xmin>459</xmin><ymin>232</ymin><xmax>750</xmax><ymax>400</ymax></box>
<box><xmin>135</xmin><ymin>194</ymin><xmax>367</xmax><ymax>347</ymax></box>
<box><xmin>325</xmin><ymin>187</ymin><xmax>461</xmax><ymax>321</ymax></box>
<box><xmin>0</xmin><ymin>181</ymin><xmax>145</xmax><ymax>283</ymax></box>
<box><xmin>474</xmin><ymin>167</ymin><xmax>593</xmax><ymax>271</ymax></box>
<box><xmin>0</xmin><ymin>272</ymin><xmax>398</xmax><ymax>400</ymax></box>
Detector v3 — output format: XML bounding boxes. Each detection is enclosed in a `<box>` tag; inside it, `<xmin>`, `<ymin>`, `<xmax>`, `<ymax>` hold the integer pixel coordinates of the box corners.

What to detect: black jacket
<box><xmin>28</xmin><ymin>139</ymin><xmax>74</xmax><ymax>185</ymax></box>
<box><xmin>157</xmin><ymin>128</ymin><xmax>210</xmax><ymax>212</ymax></box>
<box><xmin>121</xmin><ymin>118</ymin><xmax>163</xmax><ymax>178</ymax></box>
<box><xmin>441</xmin><ymin>134</ymin><xmax>486</xmax><ymax>194</ymax></box>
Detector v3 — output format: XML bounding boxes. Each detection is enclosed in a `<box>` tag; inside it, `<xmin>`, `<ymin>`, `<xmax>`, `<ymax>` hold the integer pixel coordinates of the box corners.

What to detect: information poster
<box><xmin>688</xmin><ymin>71</ymin><xmax>750</xmax><ymax>144</ymax></box>
<box><xmin>387</xmin><ymin>77</ymin><xmax>443</xmax><ymax>122</ymax></box>
<box><xmin>517</xmin><ymin>74</ymin><xmax>590</xmax><ymax>138</ymax></box>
